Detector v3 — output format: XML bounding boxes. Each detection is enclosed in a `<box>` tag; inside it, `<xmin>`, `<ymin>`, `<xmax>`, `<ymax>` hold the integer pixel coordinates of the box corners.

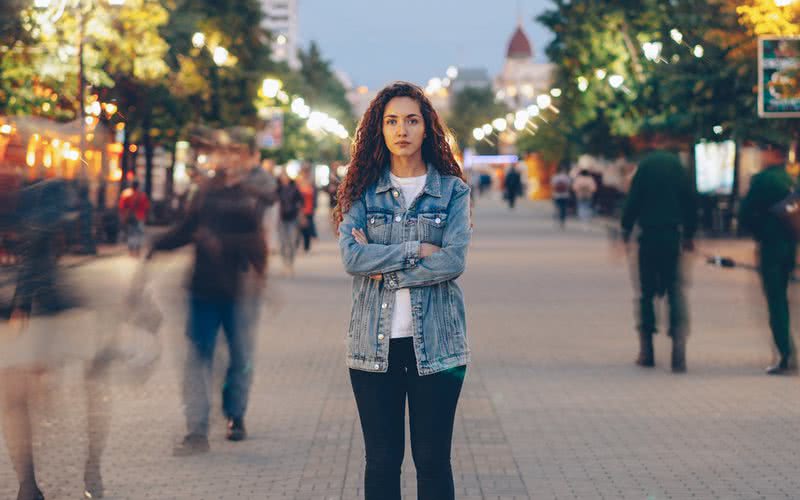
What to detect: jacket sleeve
<box><xmin>681</xmin><ymin>169</ymin><xmax>698</xmax><ymax>241</ymax></box>
<box><xmin>621</xmin><ymin>168</ymin><xmax>643</xmax><ymax>241</ymax></box>
<box><xmin>151</xmin><ymin>209</ymin><xmax>199</xmax><ymax>252</ymax></box>
<box><xmin>383</xmin><ymin>182</ymin><xmax>471</xmax><ymax>289</ymax></box>
<box><xmin>338</xmin><ymin>197</ymin><xmax>420</xmax><ymax>276</ymax></box>
<box><xmin>738</xmin><ymin>175</ymin><xmax>763</xmax><ymax>238</ymax></box>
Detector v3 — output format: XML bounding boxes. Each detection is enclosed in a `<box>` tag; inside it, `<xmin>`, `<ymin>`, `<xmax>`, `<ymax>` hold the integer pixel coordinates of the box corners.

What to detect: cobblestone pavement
<box><xmin>1</xmin><ymin>197</ymin><xmax>799</xmax><ymax>500</ymax></box>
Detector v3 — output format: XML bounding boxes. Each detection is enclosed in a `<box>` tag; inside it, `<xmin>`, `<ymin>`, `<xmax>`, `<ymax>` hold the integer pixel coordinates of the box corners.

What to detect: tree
<box><xmin>298</xmin><ymin>41</ymin><xmax>354</xmax><ymax>129</ymax></box>
<box><xmin>447</xmin><ymin>86</ymin><xmax>509</xmax><ymax>154</ymax></box>
<box><xmin>537</xmin><ymin>0</ymin><xmax>797</xmax><ymax>160</ymax></box>
<box><xmin>737</xmin><ymin>0</ymin><xmax>800</xmax><ymax>36</ymax></box>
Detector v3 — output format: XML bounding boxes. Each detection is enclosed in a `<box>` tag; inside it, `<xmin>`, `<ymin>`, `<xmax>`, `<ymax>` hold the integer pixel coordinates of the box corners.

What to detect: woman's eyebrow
<box><xmin>383</xmin><ymin>113</ymin><xmax>421</xmax><ymax>119</ymax></box>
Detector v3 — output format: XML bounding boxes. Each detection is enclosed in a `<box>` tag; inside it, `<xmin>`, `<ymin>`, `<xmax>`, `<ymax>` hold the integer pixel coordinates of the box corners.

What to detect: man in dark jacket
<box><xmin>739</xmin><ymin>144</ymin><xmax>797</xmax><ymax>375</ymax></box>
<box><xmin>149</xmin><ymin>160</ymin><xmax>266</xmax><ymax>453</ymax></box>
<box><xmin>622</xmin><ymin>150</ymin><xmax>697</xmax><ymax>373</ymax></box>
<box><xmin>504</xmin><ymin>165</ymin><xmax>523</xmax><ymax>209</ymax></box>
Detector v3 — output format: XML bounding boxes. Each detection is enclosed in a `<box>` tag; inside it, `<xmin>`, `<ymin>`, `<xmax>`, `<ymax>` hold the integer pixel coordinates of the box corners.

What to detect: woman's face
<box><xmin>382</xmin><ymin>96</ymin><xmax>425</xmax><ymax>160</ymax></box>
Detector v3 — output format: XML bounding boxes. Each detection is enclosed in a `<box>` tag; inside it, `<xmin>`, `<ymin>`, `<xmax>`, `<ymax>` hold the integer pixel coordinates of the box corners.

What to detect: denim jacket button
<box><xmin>395</xmin><ymin>215</ymin><xmax>401</xmax><ymax>222</ymax></box>
<box><xmin>381</xmin><ymin>303</ymin><xmax>388</xmax><ymax>309</ymax></box>
<box><xmin>378</xmin><ymin>334</ymin><xmax>385</xmax><ymax>340</ymax></box>
<box><xmin>374</xmin><ymin>363</ymin><xmax>380</xmax><ymax>369</ymax></box>
<box><xmin>435</xmin><ymin>217</ymin><xmax>441</xmax><ymax>224</ymax></box>
<box><xmin>370</xmin><ymin>217</ymin><xmax>375</xmax><ymax>224</ymax></box>
<box><xmin>393</xmin><ymin>191</ymin><xmax>399</xmax><ymax>197</ymax></box>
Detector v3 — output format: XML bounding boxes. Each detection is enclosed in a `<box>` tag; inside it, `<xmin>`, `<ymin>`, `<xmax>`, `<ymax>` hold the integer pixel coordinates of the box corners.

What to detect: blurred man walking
<box><xmin>622</xmin><ymin>149</ymin><xmax>696</xmax><ymax>373</ymax></box>
<box><xmin>739</xmin><ymin>143</ymin><xmax>797</xmax><ymax>375</ymax></box>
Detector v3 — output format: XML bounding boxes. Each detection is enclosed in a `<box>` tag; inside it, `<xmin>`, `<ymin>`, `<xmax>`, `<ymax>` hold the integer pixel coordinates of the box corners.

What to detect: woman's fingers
<box><xmin>351</xmin><ymin>228</ymin><xmax>368</xmax><ymax>245</ymax></box>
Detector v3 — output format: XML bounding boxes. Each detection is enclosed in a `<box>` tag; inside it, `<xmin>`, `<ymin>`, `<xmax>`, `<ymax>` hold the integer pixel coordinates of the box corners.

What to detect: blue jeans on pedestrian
<box><xmin>183</xmin><ymin>296</ymin><xmax>258</xmax><ymax>436</ymax></box>
<box><xmin>126</xmin><ymin>220</ymin><xmax>144</xmax><ymax>252</ymax></box>
<box><xmin>349</xmin><ymin>338</ymin><xmax>466</xmax><ymax>500</ymax></box>
<box><xmin>554</xmin><ymin>198</ymin><xmax>568</xmax><ymax>227</ymax></box>
<box><xmin>577</xmin><ymin>199</ymin><xmax>593</xmax><ymax>222</ymax></box>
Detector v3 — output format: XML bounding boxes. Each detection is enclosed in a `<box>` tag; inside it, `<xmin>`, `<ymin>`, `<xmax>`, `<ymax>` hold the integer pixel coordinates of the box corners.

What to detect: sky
<box><xmin>298</xmin><ymin>0</ymin><xmax>553</xmax><ymax>89</ymax></box>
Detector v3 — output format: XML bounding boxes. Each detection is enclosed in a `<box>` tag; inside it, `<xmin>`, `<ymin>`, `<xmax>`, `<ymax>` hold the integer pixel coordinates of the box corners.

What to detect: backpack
<box><xmin>553</xmin><ymin>177</ymin><xmax>570</xmax><ymax>194</ymax></box>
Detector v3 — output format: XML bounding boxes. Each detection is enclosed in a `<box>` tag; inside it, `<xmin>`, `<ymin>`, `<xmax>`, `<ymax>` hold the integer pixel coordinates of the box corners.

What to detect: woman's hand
<box><xmin>420</xmin><ymin>243</ymin><xmax>441</xmax><ymax>258</ymax></box>
<box><xmin>351</xmin><ymin>228</ymin><xmax>369</xmax><ymax>245</ymax></box>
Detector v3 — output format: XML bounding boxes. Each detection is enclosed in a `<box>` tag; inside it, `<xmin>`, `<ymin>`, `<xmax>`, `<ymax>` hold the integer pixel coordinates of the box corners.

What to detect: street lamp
<box><xmin>262</xmin><ymin>78</ymin><xmax>282</xmax><ymax>98</ymax></box>
<box><xmin>212</xmin><ymin>46</ymin><xmax>229</xmax><ymax>66</ymax></box>
<box><xmin>191</xmin><ymin>32</ymin><xmax>206</xmax><ymax>49</ymax></box>
<box><xmin>642</xmin><ymin>41</ymin><xmax>663</xmax><ymax>62</ymax></box>
<box><xmin>472</xmin><ymin>128</ymin><xmax>485</xmax><ymax>141</ymax></box>
<box><xmin>670</xmin><ymin>29</ymin><xmax>684</xmax><ymax>44</ymax></box>
<box><xmin>693</xmin><ymin>45</ymin><xmax>704</xmax><ymax>58</ymax></box>
<box><xmin>491</xmin><ymin>118</ymin><xmax>507</xmax><ymax>132</ymax></box>
<box><xmin>446</xmin><ymin>66</ymin><xmax>459</xmax><ymax>80</ymax></box>
<box><xmin>536</xmin><ymin>94</ymin><xmax>552</xmax><ymax>109</ymax></box>
<box><xmin>608</xmin><ymin>75</ymin><xmax>625</xmax><ymax>89</ymax></box>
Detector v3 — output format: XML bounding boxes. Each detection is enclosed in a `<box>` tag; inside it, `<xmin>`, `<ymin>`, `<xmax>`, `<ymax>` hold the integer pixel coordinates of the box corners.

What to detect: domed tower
<box><xmin>495</xmin><ymin>22</ymin><xmax>553</xmax><ymax>109</ymax></box>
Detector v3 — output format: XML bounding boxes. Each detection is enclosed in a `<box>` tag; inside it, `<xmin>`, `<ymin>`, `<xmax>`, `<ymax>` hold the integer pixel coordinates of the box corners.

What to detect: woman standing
<box><xmin>334</xmin><ymin>82</ymin><xmax>472</xmax><ymax>500</ymax></box>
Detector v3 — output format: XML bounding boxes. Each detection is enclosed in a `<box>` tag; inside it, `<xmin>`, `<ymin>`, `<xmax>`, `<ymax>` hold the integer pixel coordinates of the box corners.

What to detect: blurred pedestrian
<box><xmin>277</xmin><ymin>172</ymin><xmax>304</xmax><ymax>276</ymax></box>
<box><xmin>573</xmin><ymin>169</ymin><xmax>598</xmax><ymax>223</ymax></box>
<box><xmin>551</xmin><ymin>164</ymin><xmax>572</xmax><ymax>228</ymax></box>
<box><xmin>739</xmin><ymin>143</ymin><xmax>797</xmax><ymax>375</ymax></box>
<box><xmin>326</xmin><ymin>169</ymin><xmax>341</xmax><ymax>210</ymax></box>
<box><xmin>243</xmin><ymin>142</ymin><xmax>278</xmax><ymax>240</ymax></box>
<box><xmin>2</xmin><ymin>178</ymin><xmax>111</xmax><ymax>500</ymax></box>
<box><xmin>621</xmin><ymin>150</ymin><xmax>696</xmax><ymax>373</ymax></box>
<box><xmin>335</xmin><ymin>81</ymin><xmax>471</xmax><ymax>500</ymax></box>
<box><xmin>296</xmin><ymin>166</ymin><xmax>317</xmax><ymax>253</ymax></box>
<box><xmin>148</xmin><ymin>158</ymin><xmax>266</xmax><ymax>455</ymax></box>
<box><xmin>76</xmin><ymin>183</ymin><xmax>97</xmax><ymax>255</ymax></box>
<box><xmin>118</xmin><ymin>181</ymin><xmax>150</xmax><ymax>257</ymax></box>
<box><xmin>503</xmin><ymin>164</ymin><xmax>523</xmax><ymax>209</ymax></box>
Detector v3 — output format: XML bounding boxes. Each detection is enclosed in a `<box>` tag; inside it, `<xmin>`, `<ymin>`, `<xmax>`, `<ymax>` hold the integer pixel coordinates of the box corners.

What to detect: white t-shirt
<box><xmin>389</xmin><ymin>173</ymin><xmax>427</xmax><ymax>339</ymax></box>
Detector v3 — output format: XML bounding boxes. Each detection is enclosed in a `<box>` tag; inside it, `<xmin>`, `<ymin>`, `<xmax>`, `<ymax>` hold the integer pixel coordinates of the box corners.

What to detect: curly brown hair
<box><xmin>333</xmin><ymin>81</ymin><xmax>464</xmax><ymax>229</ymax></box>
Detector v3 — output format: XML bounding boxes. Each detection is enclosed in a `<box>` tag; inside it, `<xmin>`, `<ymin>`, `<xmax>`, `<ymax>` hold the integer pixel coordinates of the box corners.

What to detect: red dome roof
<box><xmin>506</xmin><ymin>26</ymin><xmax>533</xmax><ymax>59</ymax></box>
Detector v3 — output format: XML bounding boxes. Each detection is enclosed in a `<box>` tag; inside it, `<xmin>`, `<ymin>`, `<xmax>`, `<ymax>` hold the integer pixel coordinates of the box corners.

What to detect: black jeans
<box><xmin>349</xmin><ymin>338</ymin><xmax>466</xmax><ymax>500</ymax></box>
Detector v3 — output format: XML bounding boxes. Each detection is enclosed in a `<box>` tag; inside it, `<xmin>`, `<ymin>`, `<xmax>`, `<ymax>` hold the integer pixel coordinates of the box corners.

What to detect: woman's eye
<box><xmin>408</xmin><ymin>118</ymin><xmax>418</xmax><ymax>125</ymax></box>
<box><xmin>386</xmin><ymin>119</ymin><xmax>396</xmax><ymax>125</ymax></box>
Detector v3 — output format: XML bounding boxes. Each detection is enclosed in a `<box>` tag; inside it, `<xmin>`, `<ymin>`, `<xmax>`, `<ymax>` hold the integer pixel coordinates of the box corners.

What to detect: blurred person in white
<box><xmin>572</xmin><ymin>169</ymin><xmax>598</xmax><ymax>223</ymax></box>
<box><xmin>551</xmin><ymin>162</ymin><xmax>572</xmax><ymax>228</ymax></box>
<box><xmin>1</xmin><ymin>178</ymin><xmax>111</xmax><ymax>500</ymax></box>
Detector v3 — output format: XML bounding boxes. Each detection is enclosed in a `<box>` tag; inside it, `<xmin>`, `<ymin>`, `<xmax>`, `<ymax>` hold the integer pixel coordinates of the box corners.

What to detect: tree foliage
<box><xmin>537</xmin><ymin>0</ymin><xmax>799</xmax><ymax>160</ymax></box>
<box><xmin>447</xmin><ymin>86</ymin><xmax>509</xmax><ymax>155</ymax></box>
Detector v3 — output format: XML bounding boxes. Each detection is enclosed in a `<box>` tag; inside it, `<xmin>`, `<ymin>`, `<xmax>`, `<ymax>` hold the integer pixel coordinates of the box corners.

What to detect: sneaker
<box><xmin>173</xmin><ymin>434</ymin><xmax>210</xmax><ymax>456</ymax></box>
<box><xmin>226</xmin><ymin>418</ymin><xmax>247</xmax><ymax>442</ymax></box>
<box><xmin>17</xmin><ymin>483</ymin><xmax>44</xmax><ymax>500</ymax></box>
<box><xmin>83</xmin><ymin>460</ymin><xmax>104</xmax><ymax>498</ymax></box>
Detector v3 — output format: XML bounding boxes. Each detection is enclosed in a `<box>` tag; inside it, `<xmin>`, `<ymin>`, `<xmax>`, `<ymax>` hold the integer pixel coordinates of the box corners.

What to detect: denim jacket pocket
<box><xmin>366</xmin><ymin>212</ymin><xmax>391</xmax><ymax>244</ymax></box>
<box><xmin>418</xmin><ymin>213</ymin><xmax>448</xmax><ymax>245</ymax></box>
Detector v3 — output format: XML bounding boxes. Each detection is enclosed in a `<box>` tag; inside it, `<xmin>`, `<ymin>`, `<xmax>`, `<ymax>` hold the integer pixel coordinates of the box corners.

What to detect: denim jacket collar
<box><xmin>374</xmin><ymin>163</ymin><xmax>443</xmax><ymax>198</ymax></box>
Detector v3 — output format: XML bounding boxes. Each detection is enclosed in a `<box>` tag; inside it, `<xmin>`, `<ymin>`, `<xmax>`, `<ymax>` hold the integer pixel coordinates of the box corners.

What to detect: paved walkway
<box><xmin>1</xmin><ymin>196</ymin><xmax>799</xmax><ymax>499</ymax></box>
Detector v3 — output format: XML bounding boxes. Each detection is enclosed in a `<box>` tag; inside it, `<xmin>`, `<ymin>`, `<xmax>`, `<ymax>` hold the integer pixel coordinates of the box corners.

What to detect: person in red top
<box><xmin>118</xmin><ymin>180</ymin><xmax>150</xmax><ymax>256</ymax></box>
<box><xmin>296</xmin><ymin>167</ymin><xmax>317</xmax><ymax>253</ymax></box>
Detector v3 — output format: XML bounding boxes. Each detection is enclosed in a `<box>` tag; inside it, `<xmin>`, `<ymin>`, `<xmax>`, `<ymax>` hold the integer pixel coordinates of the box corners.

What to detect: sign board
<box><xmin>695</xmin><ymin>141</ymin><xmax>736</xmax><ymax>195</ymax></box>
<box><xmin>759</xmin><ymin>37</ymin><xmax>800</xmax><ymax>118</ymax></box>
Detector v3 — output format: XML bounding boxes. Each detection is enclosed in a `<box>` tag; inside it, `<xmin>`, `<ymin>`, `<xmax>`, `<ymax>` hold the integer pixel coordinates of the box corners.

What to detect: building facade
<box><xmin>261</xmin><ymin>0</ymin><xmax>300</xmax><ymax>69</ymax></box>
<box><xmin>494</xmin><ymin>23</ymin><xmax>554</xmax><ymax>109</ymax></box>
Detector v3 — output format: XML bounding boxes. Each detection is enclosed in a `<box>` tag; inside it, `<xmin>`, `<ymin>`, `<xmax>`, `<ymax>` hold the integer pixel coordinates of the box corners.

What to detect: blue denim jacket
<box><xmin>339</xmin><ymin>164</ymin><xmax>471</xmax><ymax>375</ymax></box>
